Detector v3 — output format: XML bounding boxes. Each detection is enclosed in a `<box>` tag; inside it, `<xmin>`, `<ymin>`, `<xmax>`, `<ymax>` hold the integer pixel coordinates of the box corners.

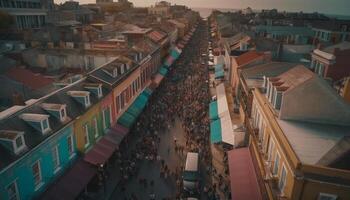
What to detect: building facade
<box><xmin>311</xmin><ymin>41</ymin><xmax>350</xmax><ymax>82</ymax></box>
<box><xmin>0</xmin><ymin>0</ymin><xmax>52</xmax><ymax>29</ymax></box>
<box><xmin>241</xmin><ymin>65</ymin><xmax>350</xmax><ymax>200</ymax></box>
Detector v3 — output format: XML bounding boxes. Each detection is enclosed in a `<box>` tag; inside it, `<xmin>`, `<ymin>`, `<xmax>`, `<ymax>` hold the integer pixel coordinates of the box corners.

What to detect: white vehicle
<box><xmin>183</xmin><ymin>152</ymin><xmax>199</xmax><ymax>192</ymax></box>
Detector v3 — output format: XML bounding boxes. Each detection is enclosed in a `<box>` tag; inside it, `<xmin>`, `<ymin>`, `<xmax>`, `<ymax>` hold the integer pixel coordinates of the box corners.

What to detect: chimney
<box><xmin>12</xmin><ymin>92</ymin><xmax>25</xmax><ymax>106</ymax></box>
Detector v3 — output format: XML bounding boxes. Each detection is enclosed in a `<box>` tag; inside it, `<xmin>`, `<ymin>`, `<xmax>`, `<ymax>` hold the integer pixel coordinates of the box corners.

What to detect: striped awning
<box><xmin>153</xmin><ymin>73</ymin><xmax>164</xmax><ymax>86</ymax></box>
<box><xmin>164</xmin><ymin>56</ymin><xmax>175</xmax><ymax>67</ymax></box>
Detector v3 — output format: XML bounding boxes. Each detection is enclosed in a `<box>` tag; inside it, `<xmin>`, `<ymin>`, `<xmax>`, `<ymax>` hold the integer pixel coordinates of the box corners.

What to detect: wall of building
<box><xmin>326</xmin><ymin>49</ymin><xmax>350</xmax><ymax>81</ymax></box>
<box><xmin>299</xmin><ymin>179</ymin><xmax>350</xmax><ymax>200</ymax></box>
<box><xmin>100</xmin><ymin>93</ymin><xmax>115</xmax><ymax>129</ymax></box>
<box><xmin>0</xmin><ymin>125</ymin><xmax>77</xmax><ymax>200</ymax></box>
<box><xmin>250</xmin><ymin>95</ymin><xmax>296</xmax><ymax>199</ymax></box>
<box><xmin>22</xmin><ymin>50</ymin><xmax>117</xmax><ymax>72</ymax></box>
<box><xmin>73</xmin><ymin>103</ymin><xmax>103</xmax><ymax>153</ymax></box>
<box><xmin>113</xmin><ymin>50</ymin><xmax>160</xmax><ymax>120</ymax></box>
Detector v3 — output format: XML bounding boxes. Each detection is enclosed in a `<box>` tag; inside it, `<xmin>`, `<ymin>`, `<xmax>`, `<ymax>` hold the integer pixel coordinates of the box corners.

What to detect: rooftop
<box><xmin>0</xmin><ymin>78</ymin><xmax>110</xmax><ymax>171</ymax></box>
<box><xmin>19</xmin><ymin>113</ymin><xmax>49</xmax><ymax>122</ymax></box>
<box><xmin>5</xmin><ymin>68</ymin><xmax>54</xmax><ymax>90</ymax></box>
<box><xmin>67</xmin><ymin>91</ymin><xmax>90</xmax><ymax>97</ymax></box>
<box><xmin>272</xmin><ymin>65</ymin><xmax>314</xmax><ymax>92</ymax></box>
<box><xmin>235</xmin><ymin>50</ymin><xmax>264</xmax><ymax>66</ymax></box>
<box><xmin>89</xmin><ymin>56</ymin><xmax>137</xmax><ymax>86</ymax></box>
<box><xmin>278</xmin><ymin>119</ymin><xmax>350</xmax><ymax>165</ymax></box>
<box><xmin>0</xmin><ymin>130</ymin><xmax>23</xmax><ymax>140</ymax></box>
<box><xmin>322</xmin><ymin>41</ymin><xmax>350</xmax><ymax>54</ymax></box>
<box><xmin>41</xmin><ymin>103</ymin><xmax>65</xmax><ymax>111</ymax></box>
<box><xmin>241</xmin><ymin>62</ymin><xmax>298</xmax><ymax>89</ymax></box>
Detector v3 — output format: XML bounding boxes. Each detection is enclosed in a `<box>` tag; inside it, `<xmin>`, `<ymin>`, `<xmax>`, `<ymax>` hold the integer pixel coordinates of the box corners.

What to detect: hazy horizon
<box><xmin>53</xmin><ymin>0</ymin><xmax>350</xmax><ymax>16</ymax></box>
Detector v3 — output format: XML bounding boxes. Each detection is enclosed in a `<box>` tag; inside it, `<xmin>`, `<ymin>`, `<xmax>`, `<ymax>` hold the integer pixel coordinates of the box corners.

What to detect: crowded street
<box><xmin>106</xmin><ymin>19</ymin><xmax>224</xmax><ymax>200</ymax></box>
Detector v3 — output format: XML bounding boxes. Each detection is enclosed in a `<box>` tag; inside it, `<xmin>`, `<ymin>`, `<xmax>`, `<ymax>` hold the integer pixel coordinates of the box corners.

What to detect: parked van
<box><xmin>183</xmin><ymin>152</ymin><xmax>199</xmax><ymax>192</ymax></box>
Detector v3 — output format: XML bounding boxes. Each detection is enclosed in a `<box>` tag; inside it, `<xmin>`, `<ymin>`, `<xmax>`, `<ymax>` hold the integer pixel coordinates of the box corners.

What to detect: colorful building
<box><xmin>238</xmin><ymin>64</ymin><xmax>350</xmax><ymax>200</ymax></box>
<box><xmin>0</xmin><ymin>87</ymin><xmax>80</xmax><ymax>200</ymax></box>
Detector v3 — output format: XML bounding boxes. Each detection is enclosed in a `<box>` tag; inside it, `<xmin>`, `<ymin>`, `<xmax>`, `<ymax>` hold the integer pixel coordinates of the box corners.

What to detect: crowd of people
<box><xmin>111</xmin><ymin>20</ymin><xmax>225</xmax><ymax>200</ymax></box>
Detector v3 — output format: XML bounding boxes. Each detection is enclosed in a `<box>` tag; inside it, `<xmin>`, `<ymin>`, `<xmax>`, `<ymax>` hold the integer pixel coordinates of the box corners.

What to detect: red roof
<box><xmin>6</xmin><ymin>68</ymin><xmax>53</xmax><ymax>90</ymax></box>
<box><xmin>147</xmin><ymin>30</ymin><xmax>167</xmax><ymax>43</ymax></box>
<box><xmin>235</xmin><ymin>51</ymin><xmax>264</xmax><ymax>67</ymax></box>
<box><xmin>228</xmin><ymin>148</ymin><xmax>263</xmax><ymax>200</ymax></box>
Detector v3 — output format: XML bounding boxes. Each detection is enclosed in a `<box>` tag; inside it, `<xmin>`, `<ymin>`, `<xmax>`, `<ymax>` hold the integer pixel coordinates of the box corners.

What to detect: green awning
<box><xmin>209</xmin><ymin>101</ymin><xmax>219</xmax><ymax>120</ymax></box>
<box><xmin>182</xmin><ymin>171</ymin><xmax>199</xmax><ymax>181</ymax></box>
<box><xmin>210</xmin><ymin>119</ymin><xmax>222</xmax><ymax>143</ymax></box>
<box><xmin>118</xmin><ymin>111</ymin><xmax>136</xmax><ymax>128</ymax></box>
<box><xmin>170</xmin><ymin>49</ymin><xmax>180</xmax><ymax>59</ymax></box>
<box><xmin>134</xmin><ymin>94</ymin><xmax>148</xmax><ymax>110</ymax></box>
<box><xmin>159</xmin><ymin>67</ymin><xmax>168</xmax><ymax>76</ymax></box>
<box><xmin>125</xmin><ymin>92</ymin><xmax>150</xmax><ymax>118</ymax></box>
<box><xmin>215</xmin><ymin>70</ymin><xmax>224</xmax><ymax>79</ymax></box>
<box><xmin>144</xmin><ymin>88</ymin><xmax>153</xmax><ymax>96</ymax></box>
<box><xmin>127</xmin><ymin>104</ymin><xmax>142</xmax><ymax>117</ymax></box>
<box><xmin>215</xmin><ymin>64</ymin><xmax>224</xmax><ymax>72</ymax></box>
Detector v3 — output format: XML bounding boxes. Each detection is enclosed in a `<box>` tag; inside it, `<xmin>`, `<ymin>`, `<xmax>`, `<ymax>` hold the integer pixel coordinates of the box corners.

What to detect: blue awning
<box><xmin>210</xmin><ymin>119</ymin><xmax>222</xmax><ymax>143</ymax></box>
<box><xmin>215</xmin><ymin>64</ymin><xmax>224</xmax><ymax>72</ymax></box>
<box><xmin>159</xmin><ymin>66</ymin><xmax>168</xmax><ymax>76</ymax></box>
<box><xmin>215</xmin><ymin>70</ymin><xmax>225</xmax><ymax>79</ymax></box>
<box><xmin>209</xmin><ymin>101</ymin><xmax>219</xmax><ymax>120</ymax></box>
<box><xmin>210</xmin><ymin>114</ymin><xmax>235</xmax><ymax>146</ymax></box>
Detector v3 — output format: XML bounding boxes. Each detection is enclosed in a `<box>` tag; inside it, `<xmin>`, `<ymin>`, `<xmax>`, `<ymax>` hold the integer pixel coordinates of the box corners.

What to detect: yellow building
<box><xmin>240</xmin><ymin>64</ymin><xmax>350</xmax><ymax>200</ymax></box>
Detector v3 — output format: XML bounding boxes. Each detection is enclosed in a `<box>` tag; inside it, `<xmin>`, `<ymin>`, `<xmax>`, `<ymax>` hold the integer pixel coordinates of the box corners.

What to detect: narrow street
<box><xmin>107</xmin><ymin>20</ymin><xmax>216</xmax><ymax>200</ymax></box>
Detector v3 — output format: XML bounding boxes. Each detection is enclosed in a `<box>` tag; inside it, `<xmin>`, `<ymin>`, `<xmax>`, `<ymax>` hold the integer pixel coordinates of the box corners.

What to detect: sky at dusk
<box><xmin>54</xmin><ymin>0</ymin><xmax>350</xmax><ymax>16</ymax></box>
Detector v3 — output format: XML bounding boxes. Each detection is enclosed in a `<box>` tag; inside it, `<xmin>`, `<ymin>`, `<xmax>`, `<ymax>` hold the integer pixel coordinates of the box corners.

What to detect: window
<box><xmin>267</xmin><ymin>139</ymin><xmax>274</xmax><ymax>162</ymax></box>
<box><xmin>84</xmin><ymin>96</ymin><xmax>91</xmax><ymax>107</ymax></box>
<box><xmin>102</xmin><ymin>108</ymin><xmax>111</xmax><ymax>130</ymax></box>
<box><xmin>15</xmin><ymin>137</ymin><xmax>23</xmax><ymax>149</ymax></box>
<box><xmin>102</xmin><ymin>109</ymin><xmax>107</xmax><ymax>130</ymax></box>
<box><xmin>318</xmin><ymin>193</ymin><xmax>338</xmax><ymax>200</ymax></box>
<box><xmin>278</xmin><ymin>165</ymin><xmax>287</xmax><ymax>192</ymax></box>
<box><xmin>92</xmin><ymin>117</ymin><xmax>98</xmax><ymax>138</ymax></box>
<box><xmin>83</xmin><ymin>124</ymin><xmax>90</xmax><ymax>148</ymax></box>
<box><xmin>7</xmin><ymin>181</ymin><xmax>19</xmax><ymax>200</ymax></box>
<box><xmin>97</xmin><ymin>87</ymin><xmax>102</xmax><ymax>98</ymax></box>
<box><xmin>258</xmin><ymin>120</ymin><xmax>264</xmax><ymax>142</ymax></box>
<box><xmin>52</xmin><ymin>146</ymin><xmax>60</xmax><ymax>172</ymax></box>
<box><xmin>41</xmin><ymin>119</ymin><xmax>50</xmax><ymax>133</ymax></box>
<box><xmin>67</xmin><ymin>135</ymin><xmax>74</xmax><ymax>157</ymax></box>
<box><xmin>60</xmin><ymin>108</ymin><xmax>66</xmax><ymax>120</ymax></box>
<box><xmin>317</xmin><ymin>63</ymin><xmax>325</xmax><ymax>77</ymax></box>
<box><xmin>273</xmin><ymin>152</ymin><xmax>280</xmax><ymax>175</ymax></box>
<box><xmin>32</xmin><ymin>161</ymin><xmax>42</xmax><ymax>189</ymax></box>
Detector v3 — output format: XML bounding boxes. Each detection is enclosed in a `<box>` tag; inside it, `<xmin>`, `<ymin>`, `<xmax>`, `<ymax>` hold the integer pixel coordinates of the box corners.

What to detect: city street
<box><xmin>107</xmin><ymin>20</ymin><xmax>216</xmax><ymax>200</ymax></box>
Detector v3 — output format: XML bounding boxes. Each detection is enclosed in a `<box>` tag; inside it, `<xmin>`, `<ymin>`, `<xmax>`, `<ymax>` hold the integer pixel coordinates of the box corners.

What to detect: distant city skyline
<box><xmin>54</xmin><ymin>0</ymin><xmax>350</xmax><ymax>16</ymax></box>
